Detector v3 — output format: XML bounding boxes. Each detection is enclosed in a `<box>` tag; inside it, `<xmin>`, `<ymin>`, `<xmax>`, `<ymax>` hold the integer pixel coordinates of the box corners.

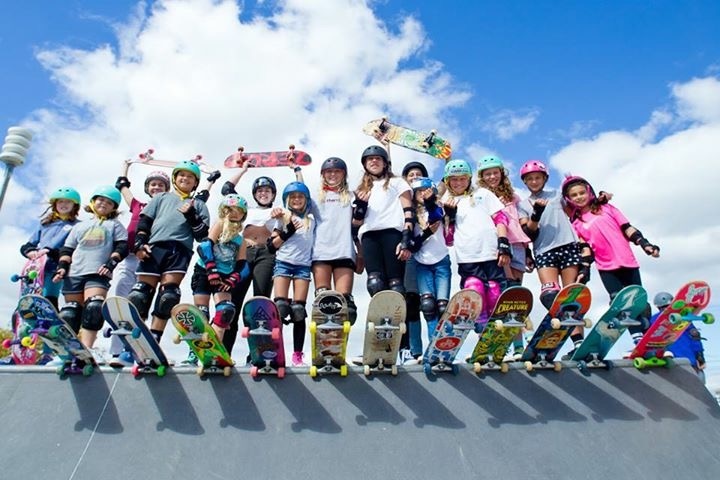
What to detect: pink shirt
<box><xmin>503</xmin><ymin>194</ymin><xmax>530</xmax><ymax>245</ymax></box>
<box><xmin>571</xmin><ymin>204</ymin><xmax>638</xmax><ymax>270</ymax></box>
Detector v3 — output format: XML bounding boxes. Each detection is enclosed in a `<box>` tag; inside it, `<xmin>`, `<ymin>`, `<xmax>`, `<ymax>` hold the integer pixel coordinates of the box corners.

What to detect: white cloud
<box><xmin>481</xmin><ymin>108</ymin><xmax>540</xmax><ymax>141</ymax></box>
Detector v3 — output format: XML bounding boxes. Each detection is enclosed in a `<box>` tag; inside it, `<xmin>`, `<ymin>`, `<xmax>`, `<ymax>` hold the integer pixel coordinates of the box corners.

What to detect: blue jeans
<box><xmin>415</xmin><ymin>255</ymin><xmax>452</xmax><ymax>346</ymax></box>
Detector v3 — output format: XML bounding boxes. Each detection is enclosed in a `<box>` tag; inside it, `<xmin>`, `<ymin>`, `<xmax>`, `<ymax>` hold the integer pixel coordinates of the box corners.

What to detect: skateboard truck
<box><xmin>421</xmin><ymin>130</ymin><xmax>437</xmax><ymax>149</ymax></box>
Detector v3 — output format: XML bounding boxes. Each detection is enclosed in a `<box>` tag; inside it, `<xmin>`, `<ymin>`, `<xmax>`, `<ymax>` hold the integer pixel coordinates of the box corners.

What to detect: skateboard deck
<box><xmin>223</xmin><ymin>145</ymin><xmax>312</xmax><ymax>168</ymax></box>
<box><xmin>129</xmin><ymin>149</ymin><xmax>217</xmax><ymax>174</ymax></box>
<box><xmin>423</xmin><ymin>289</ymin><xmax>483</xmax><ymax>375</ymax></box>
<box><xmin>170</xmin><ymin>303</ymin><xmax>234</xmax><ymax>376</ymax></box>
<box><xmin>362</xmin><ymin>117</ymin><xmax>452</xmax><ymax>160</ymax></box>
<box><xmin>241</xmin><ymin>296</ymin><xmax>286</xmax><ymax>378</ymax></box>
<box><xmin>101</xmin><ymin>296</ymin><xmax>169</xmax><ymax>377</ymax></box>
<box><xmin>309</xmin><ymin>290</ymin><xmax>351</xmax><ymax>377</ymax></box>
<box><xmin>521</xmin><ymin>283</ymin><xmax>592</xmax><ymax>371</ymax></box>
<box><xmin>467</xmin><ymin>286</ymin><xmax>534</xmax><ymax>373</ymax></box>
<box><xmin>5</xmin><ymin>256</ymin><xmax>48</xmax><ymax>364</ymax></box>
<box><xmin>361</xmin><ymin>291</ymin><xmax>407</xmax><ymax>376</ymax></box>
<box><xmin>629</xmin><ymin>281</ymin><xmax>713</xmax><ymax>369</ymax></box>
<box><xmin>571</xmin><ymin>285</ymin><xmax>647</xmax><ymax>371</ymax></box>
<box><xmin>15</xmin><ymin>295</ymin><xmax>96</xmax><ymax>376</ymax></box>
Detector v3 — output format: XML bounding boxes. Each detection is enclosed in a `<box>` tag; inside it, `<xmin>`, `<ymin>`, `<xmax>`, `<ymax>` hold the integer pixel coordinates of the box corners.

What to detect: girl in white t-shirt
<box><xmin>442</xmin><ymin>160</ymin><xmax>511</xmax><ymax>326</ymax></box>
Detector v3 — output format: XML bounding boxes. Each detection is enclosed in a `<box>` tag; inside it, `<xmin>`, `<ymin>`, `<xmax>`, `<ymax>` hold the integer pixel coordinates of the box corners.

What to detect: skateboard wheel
<box><xmin>524</xmin><ymin>361</ymin><xmax>533</xmax><ymax>372</ymax></box>
<box><xmin>82</xmin><ymin>364</ymin><xmax>94</xmax><ymax>376</ymax></box>
<box><xmin>309</xmin><ymin>322</ymin><xmax>317</xmax><ymax>334</ymax></box>
<box><xmin>550</xmin><ymin>318</ymin><xmax>561</xmax><ymax>329</ymax></box>
<box><xmin>131</xmin><ymin>327</ymin><xmax>141</xmax><ymax>339</ymax></box>
<box><xmin>553</xmin><ymin>362</ymin><xmax>562</xmax><ymax>372</ymax></box>
<box><xmin>494</xmin><ymin>320</ymin><xmax>504</xmax><ymax>331</ymax></box>
<box><xmin>47</xmin><ymin>325</ymin><xmax>62</xmax><ymax>339</ymax></box>
<box><xmin>340</xmin><ymin>365</ymin><xmax>348</xmax><ymax>377</ymax></box>
<box><xmin>451</xmin><ymin>364</ymin><xmax>459</xmax><ymax>375</ymax></box>
<box><xmin>671</xmin><ymin>299</ymin><xmax>685</xmax><ymax>310</ymax></box>
<box><xmin>366</xmin><ymin>322</ymin><xmax>375</xmax><ymax>334</ymax></box>
<box><xmin>250</xmin><ymin>366</ymin><xmax>259</xmax><ymax>377</ymax></box>
<box><xmin>241</xmin><ymin>326</ymin><xmax>250</xmax><ymax>338</ymax></box>
<box><xmin>277</xmin><ymin>367</ymin><xmax>285</xmax><ymax>379</ymax></box>
<box><xmin>668</xmin><ymin>313</ymin><xmax>682</xmax><ymax>324</ymax></box>
<box><xmin>1</xmin><ymin>339</ymin><xmax>11</xmax><ymax>349</ymax></box>
<box><xmin>363</xmin><ymin>365</ymin><xmax>370</xmax><ymax>376</ymax></box>
<box><xmin>524</xmin><ymin>319</ymin><xmax>533</xmax><ymax>330</ymax></box>
<box><xmin>56</xmin><ymin>366</ymin><xmax>65</xmax><ymax>377</ymax></box>
<box><xmin>702</xmin><ymin>312</ymin><xmax>715</xmax><ymax>325</ymax></box>
<box><xmin>423</xmin><ymin>363</ymin><xmax>432</xmax><ymax>375</ymax></box>
<box><xmin>173</xmin><ymin>335</ymin><xmax>182</xmax><ymax>344</ymax></box>
<box><xmin>157</xmin><ymin>365</ymin><xmax>167</xmax><ymax>377</ymax></box>
<box><xmin>399</xmin><ymin>322</ymin><xmax>406</xmax><ymax>335</ymax></box>
<box><xmin>391</xmin><ymin>365</ymin><xmax>398</xmax><ymax>376</ymax></box>
<box><xmin>223</xmin><ymin>366</ymin><xmax>232</xmax><ymax>376</ymax></box>
<box><xmin>473</xmin><ymin>362</ymin><xmax>482</xmax><ymax>374</ymax></box>
<box><xmin>604</xmin><ymin>360</ymin><xmax>614</xmax><ymax>371</ymax></box>
<box><xmin>500</xmin><ymin>362</ymin><xmax>509</xmax><ymax>374</ymax></box>
<box><xmin>20</xmin><ymin>336</ymin><xmax>35</xmax><ymax>349</ymax></box>
<box><xmin>343</xmin><ymin>322</ymin><xmax>351</xmax><ymax>334</ymax></box>
<box><xmin>201</xmin><ymin>332</ymin><xmax>209</xmax><ymax>343</ymax></box>
<box><xmin>309</xmin><ymin>366</ymin><xmax>318</xmax><ymax>377</ymax></box>
<box><xmin>271</xmin><ymin>327</ymin><xmax>281</xmax><ymax>340</ymax></box>
<box><xmin>577</xmin><ymin>360</ymin><xmax>587</xmax><ymax>372</ymax></box>
<box><xmin>583</xmin><ymin>318</ymin><xmax>592</xmax><ymax>328</ymax></box>
<box><xmin>633</xmin><ymin>357</ymin><xmax>646</xmax><ymax>369</ymax></box>
<box><xmin>131</xmin><ymin>364</ymin><xmax>140</xmax><ymax>377</ymax></box>
<box><xmin>103</xmin><ymin>327</ymin><xmax>113</xmax><ymax>338</ymax></box>
<box><xmin>196</xmin><ymin>366</ymin><xmax>204</xmax><ymax>376</ymax></box>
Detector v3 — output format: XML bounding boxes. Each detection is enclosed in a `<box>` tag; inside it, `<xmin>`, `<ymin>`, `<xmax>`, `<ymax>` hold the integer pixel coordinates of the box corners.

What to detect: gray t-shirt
<box><xmin>273</xmin><ymin>215</ymin><xmax>315</xmax><ymax>267</ymax></box>
<box><xmin>518</xmin><ymin>188</ymin><xmax>578</xmax><ymax>256</ymax></box>
<box><xmin>141</xmin><ymin>192</ymin><xmax>210</xmax><ymax>252</ymax></box>
<box><xmin>64</xmin><ymin>218</ymin><xmax>128</xmax><ymax>277</ymax></box>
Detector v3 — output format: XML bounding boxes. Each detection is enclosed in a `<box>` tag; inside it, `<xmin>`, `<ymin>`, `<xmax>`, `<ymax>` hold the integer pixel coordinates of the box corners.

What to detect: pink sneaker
<box><xmin>291</xmin><ymin>351</ymin><xmax>305</xmax><ymax>367</ymax></box>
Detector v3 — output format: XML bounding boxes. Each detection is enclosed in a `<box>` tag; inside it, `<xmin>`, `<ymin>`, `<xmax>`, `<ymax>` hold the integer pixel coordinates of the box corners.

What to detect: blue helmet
<box><xmin>411</xmin><ymin>177</ymin><xmax>437</xmax><ymax>195</ymax></box>
<box><xmin>282</xmin><ymin>181</ymin><xmax>311</xmax><ymax>207</ymax></box>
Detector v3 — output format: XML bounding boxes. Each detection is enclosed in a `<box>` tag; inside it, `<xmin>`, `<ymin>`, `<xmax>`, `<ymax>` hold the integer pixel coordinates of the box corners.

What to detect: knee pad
<box><xmin>540</xmin><ymin>282</ymin><xmax>560</xmax><ymax>310</ymax></box>
<box><xmin>59</xmin><ymin>301</ymin><xmax>83</xmax><ymax>333</ymax></box>
<box><xmin>82</xmin><ymin>295</ymin><xmax>105</xmax><ymax>331</ymax></box>
<box><xmin>420</xmin><ymin>293</ymin><xmax>438</xmax><ymax>319</ymax></box>
<box><xmin>152</xmin><ymin>283</ymin><xmax>181</xmax><ymax>320</ymax></box>
<box><xmin>463</xmin><ymin>276</ymin><xmax>486</xmax><ymax>296</ymax></box>
<box><xmin>197</xmin><ymin>304</ymin><xmax>210</xmax><ymax>320</ymax></box>
<box><xmin>405</xmin><ymin>292</ymin><xmax>420</xmax><ymax>321</ymax></box>
<box><xmin>485</xmin><ymin>281</ymin><xmax>502</xmax><ymax>313</ymax></box>
<box><xmin>343</xmin><ymin>293</ymin><xmax>357</xmax><ymax>325</ymax></box>
<box><xmin>388</xmin><ymin>278</ymin><xmax>405</xmax><ymax>295</ymax></box>
<box><xmin>290</xmin><ymin>302</ymin><xmax>307</xmax><ymax>324</ymax></box>
<box><xmin>366</xmin><ymin>272</ymin><xmax>386</xmax><ymax>296</ymax></box>
<box><xmin>436</xmin><ymin>299</ymin><xmax>448</xmax><ymax>318</ymax></box>
<box><xmin>212</xmin><ymin>300</ymin><xmax>235</xmax><ymax>329</ymax></box>
<box><xmin>275</xmin><ymin>297</ymin><xmax>292</xmax><ymax>324</ymax></box>
<box><xmin>314</xmin><ymin>287</ymin><xmax>329</xmax><ymax>296</ymax></box>
<box><xmin>127</xmin><ymin>281</ymin><xmax>155</xmax><ymax>319</ymax></box>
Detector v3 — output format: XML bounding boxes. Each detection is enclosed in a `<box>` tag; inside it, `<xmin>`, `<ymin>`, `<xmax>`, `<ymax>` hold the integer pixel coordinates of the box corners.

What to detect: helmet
<box><xmin>321</xmin><ymin>157</ymin><xmax>347</xmax><ymax>173</ymax></box>
<box><xmin>520</xmin><ymin>160</ymin><xmax>548</xmax><ymax>179</ymax></box>
<box><xmin>219</xmin><ymin>194</ymin><xmax>248</xmax><ymax>219</ymax></box>
<box><xmin>561</xmin><ymin>175</ymin><xmax>597</xmax><ymax>203</ymax></box>
<box><xmin>402</xmin><ymin>161</ymin><xmax>428</xmax><ymax>178</ymax></box>
<box><xmin>443</xmin><ymin>159</ymin><xmax>472</xmax><ymax>179</ymax></box>
<box><xmin>411</xmin><ymin>177</ymin><xmax>437</xmax><ymax>195</ymax></box>
<box><xmin>172</xmin><ymin>160</ymin><xmax>201</xmax><ymax>182</ymax></box>
<box><xmin>653</xmin><ymin>292</ymin><xmax>673</xmax><ymax>309</ymax></box>
<box><xmin>282</xmin><ymin>181</ymin><xmax>311</xmax><ymax>207</ymax></box>
<box><xmin>144</xmin><ymin>170</ymin><xmax>170</xmax><ymax>195</ymax></box>
<box><xmin>252</xmin><ymin>176</ymin><xmax>277</xmax><ymax>196</ymax></box>
<box><xmin>91</xmin><ymin>186</ymin><xmax>122</xmax><ymax>206</ymax></box>
<box><xmin>477</xmin><ymin>155</ymin><xmax>504</xmax><ymax>173</ymax></box>
<box><xmin>361</xmin><ymin>145</ymin><xmax>388</xmax><ymax>165</ymax></box>
<box><xmin>49</xmin><ymin>187</ymin><xmax>81</xmax><ymax>205</ymax></box>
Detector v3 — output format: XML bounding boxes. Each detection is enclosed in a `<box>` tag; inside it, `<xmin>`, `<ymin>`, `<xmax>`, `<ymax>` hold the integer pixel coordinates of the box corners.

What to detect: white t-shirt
<box><xmin>449</xmin><ymin>187</ymin><xmax>505</xmax><ymax>263</ymax></box>
<box><xmin>244</xmin><ymin>207</ymin><xmax>275</xmax><ymax>231</ymax></box>
<box><xmin>311</xmin><ymin>193</ymin><xmax>356</xmax><ymax>262</ymax></box>
<box><xmin>359</xmin><ymin>177</ymin><xmax>411</xmax><ymax>239</ymax></box>
<box><xmin>413</xmin><ymin>208</ymin><xmax>448</xmax><ymax>265</ymax></box>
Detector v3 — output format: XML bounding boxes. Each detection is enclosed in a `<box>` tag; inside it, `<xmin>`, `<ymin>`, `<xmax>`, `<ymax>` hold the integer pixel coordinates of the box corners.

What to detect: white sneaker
<box><xmin>44</xmin><ymin>356</ymin><xmax>65</xmax><ymax>367</ymax></box>
<box><xmin>399</xmin><ymin>349</ymin><xmax>415</xmax><ymax>365</ymax></box>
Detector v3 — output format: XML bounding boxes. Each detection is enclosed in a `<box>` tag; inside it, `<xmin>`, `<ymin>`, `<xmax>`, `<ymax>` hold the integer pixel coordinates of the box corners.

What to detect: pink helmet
<box><xmin>519</xmin><ymin>160</ymin><xmax>548</xmax><ymax>179</ymax></box>
<box><xmin>144</xmin><ymin>170</ymin><xmax>171</xmax><ymax>195</ymax></box>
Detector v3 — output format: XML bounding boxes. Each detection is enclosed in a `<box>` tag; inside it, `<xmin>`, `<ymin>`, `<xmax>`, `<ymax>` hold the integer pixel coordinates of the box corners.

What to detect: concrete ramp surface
<box><xmin>1</xmin><ymin>362</ymin><xmax>719</xmax><ymax>480</ymax></box>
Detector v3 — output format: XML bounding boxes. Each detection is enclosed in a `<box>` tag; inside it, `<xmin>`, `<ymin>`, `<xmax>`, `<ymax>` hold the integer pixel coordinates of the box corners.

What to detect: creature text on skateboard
<box><xmin>130</xmin><ymin>148</ymin><xmax>217</xmax><ymax>174</ymax></box>
<box><xmin>309</xmin><ymin>290</ymin><xmax>351</xmax><ymax>377</ymax></box>
<box><xmin>571</xmin><ymin>285</ymin><xmax>647</xmax><ymax>372</ymax></box>
<box><xmin>362</xmin><ymin>117</ymin><xmax>452</xmax><ymax>160</ymax></box>
<box><xmin>362</xmin><ymin>290</ymin><xmax>407</xmax><ymax>376</ymax></box>
<box><xmin>170</xmin><ymin>303</ymin><xmax>234</xmax><ymax>377</ymax></box>
<box><xmin>423</xmin><ymin>289</ymin><xmax>483</xmax><ymax>375</ymax></box>
<box><xmin>101</xmin><ymin>296</ymin><xmax>169</xmax><ymax>377</ymax></box>
<box><xmin>223</xmin><ymin>145</ymin><xmax>312</xmax><ymax>169</ymax></box>
<box><xmin>241</xmin><ymin>296</ymin><xmax>285</xmax><ymax>378</ymax></box>
<box><xmin>15</xmin><ymin>295</ymin><xmax>96</xmax><ymax>376</ymax></box>
<box><xmin>4</xmin><ymin>256</ymin><xmax>48</xmax><ymax>364</ymax></box>
<box><xmin>521</xmin><ymin>283</ymin><xmax>592</xmax><ymax>372</ymax></box>
<box><xmin>467</xmin><ymin>286</ymin><xmax>533</xmax><ymax>374</ymax></box>
<box><xmin>629</xmin><ymin>280</ymin><xmax>713</xmax><ymax>369</ymax></box>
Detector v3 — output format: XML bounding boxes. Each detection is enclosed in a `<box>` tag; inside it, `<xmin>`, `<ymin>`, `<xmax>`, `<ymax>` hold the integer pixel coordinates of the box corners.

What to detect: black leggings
<box><xmin>598</xmin><ymin>267</ymin><xmax>651</xmax><ymax>333</ymax></box>
<box><xmin>361</xmin><ymin>229</ymin><xmax>406</xmax><ymax>285</ymax></box>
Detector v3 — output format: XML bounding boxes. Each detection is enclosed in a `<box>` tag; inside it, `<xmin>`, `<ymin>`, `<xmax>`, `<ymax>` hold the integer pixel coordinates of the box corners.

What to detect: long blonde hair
<box><xmin>218</xmin><ymin>206</ymin><xmax>245</xmax><ymax>244</ymax></box>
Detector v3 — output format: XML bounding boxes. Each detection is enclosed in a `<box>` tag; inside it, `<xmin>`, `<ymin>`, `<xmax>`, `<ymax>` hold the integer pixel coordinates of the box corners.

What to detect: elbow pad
<box><xmin>221</xmin><ymin>181</ymin><xmax>237</xmax><ymax>196</ymax></box>
<box><xmin>491</xmin><ymin>211</ymin><xmax>509</xmax><ymax>227</ymax></box>
<box><xmin>113</xmin><ymin>240</ymin><xmax>129</xmax><ymax>260</ymax></box>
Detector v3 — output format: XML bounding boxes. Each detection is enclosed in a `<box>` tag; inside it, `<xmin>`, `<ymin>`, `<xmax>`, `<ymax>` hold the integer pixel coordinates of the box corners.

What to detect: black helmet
<box><xmin>402</xmin><ymin>161</ymin><xmax>428</xmax><ymax>178</ymax></box>
<box><xmin>252</xmin><ymin>176</ymin><xmax>277</xmax><ymax>196</ymax></box>
<box><xmin>321</xmin><ymin>157</ymin><xmax>347</xmax><ymax>173</ymax></box>
<box><xmin>361</xmin><ymin>145</ymin><xmax>388</xmax><ymax>165</ymax></box>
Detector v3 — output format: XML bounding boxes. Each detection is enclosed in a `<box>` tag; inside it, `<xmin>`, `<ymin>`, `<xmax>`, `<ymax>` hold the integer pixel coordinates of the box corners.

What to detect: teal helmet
<box><xmin>443</xmin><ymin>159</ymin><xmax>472</xmax><ymax>179</ymax></box>
<box><xmin>91</xmin><ymin>186</ymin><xmax>122</xmax><ymax>207</ymax></box>
<box><xmin>477</xmin><ymin>155</ymin><xmax>504</xmax><ymax>173</ymax></box>
<box><xmin>49</xmin><ymin>187</ymin><xmax>81</xmax><ymax>205</ymax></box>
<box><xmin>172</xmin><ymin>160</ymin><xmax>201</xmax><ymax>182</ymax></box>
<box><xmin>219</xmin><ymin>194</ymin><xmax>248</xmax><ymax>215</ymax></box>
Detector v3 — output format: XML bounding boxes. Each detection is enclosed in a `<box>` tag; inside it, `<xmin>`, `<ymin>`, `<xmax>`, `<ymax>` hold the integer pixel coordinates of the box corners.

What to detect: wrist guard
<box><xmin>444</xmin><ymin>204</ymin><xmax>457</xmax><ymax>225</ymax></box>
<box><xmin>115</xmin><ymin>176</ymin><xmax>131</xmax><ymax>190</ymax></box>
<box><xmin>352</xmin><ymin>198</ymin><xmax>368</xmax><ymax>221</ymax></box>
<box><xmin>133</xmin><ymin>232</ymin><xmax>149</xmax><ymax>253</ymax></box>
<box><xmin>530</xmin><ymin>202</ymin><xmax>545</xmax><ymax>222</ymax></box>
<box><xmin>278</xmin><ymin>221</ymin><xmax>297</xmax><ymax>241</ymax></box>
<box><xmin>55</xmin><ymin>260</ymin><xmax>70</xmax><ymax>277</ymax></box>
<box><xmin>497</xmin><ymin>236</ymin><xmax>512</xmax><ymax>257</ymax></box>
<box><xmin>103</xmin><ymin>257</ymin><xmax>120</xmax><ymax>272</ymax></box>
<box><xmin>207</xmin><ymin>170</ymin><xmax>221</xmax><ymax>183</ymax></box>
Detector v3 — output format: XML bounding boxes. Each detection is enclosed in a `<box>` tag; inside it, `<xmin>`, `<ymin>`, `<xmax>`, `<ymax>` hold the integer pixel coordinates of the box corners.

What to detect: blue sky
<box><xmin>0</xmin><ymin>0</ymin><xmax>719</xmax><ymax>385</ymax></box>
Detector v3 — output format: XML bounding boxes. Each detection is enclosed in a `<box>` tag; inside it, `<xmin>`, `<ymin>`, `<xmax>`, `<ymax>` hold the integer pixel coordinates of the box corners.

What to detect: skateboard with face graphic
<box><xmin>223</xmin><ymin>145</ymin><xmax>312</xmax><ymax>168</ymax></box>
<box><xmin>170</xmin><ymin>303</ymin><xmax>234</xmax><ymax>376</ymax></box>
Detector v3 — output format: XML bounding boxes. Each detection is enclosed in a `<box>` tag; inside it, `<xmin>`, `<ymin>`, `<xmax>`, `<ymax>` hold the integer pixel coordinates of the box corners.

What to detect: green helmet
<box><xmin>220</xmin><ymin>194</ymin><xmax>248</xmax><ymax>213</ymax></box>
<box><xmin>443</xmin><ymin>159</ymin><xmax>472</xmax><ymax>179</ymax></box>
<box><xmin>477</xmin><ymin>155</ymin><xmax>504</xmax><ymax>173</ymax></box>
<box><xmin>172</xmin><ymin>160</ymin><xmax>201</xmax><ymax>182</ymax></box>
<box><xmin>91</xmin><ymin>186</ymin><xmax>122</xmax><ymax>206</ymax></box>
<box><xmin>49</xmin><ymin>187</ymin><xmax>81</xmax><ymax>205</ymax></box>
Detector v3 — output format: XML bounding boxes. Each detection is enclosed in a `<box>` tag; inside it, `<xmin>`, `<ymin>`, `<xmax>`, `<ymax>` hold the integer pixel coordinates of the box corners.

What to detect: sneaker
<box><xmin>181</xmin><ymin>351</ymin><xmax>198</xmax><ymax>365</ymax></box>
<box><xmin>663</xmin><ymin>351</ymin><xmax>674</xmax><ymax>358</ymax></box>
<box><xmin>512</xmin><ymin>346</ymin><xmax>525</xmax><ymax>361</ymax></box>
<box><xmin>291</xmin><ymin>351</ymin><xmax>305</xmax><ymax>367</ymax></box>
<box><xmin>349</xmin><ymin>355</ymin><xmax>363</xmax><ymax>366</ymax></box>
<box><xmin>399</xmin><ymin>348</ymin><xmax>415</xmax><ymax>365</ymax></box>
<box><xmin>44</xmin><ymin>356</ymin><xmax>65</xmax><ymax>367</ymax></box>
<box><xmin>109</xmin><ymin>351</ymin><xmax>134</xmax><ymax>368</ymax></box>
<box><xmin>561</xmin><ymin>349</ymin><xmax>576</xmax><ymax>361</ymax></box>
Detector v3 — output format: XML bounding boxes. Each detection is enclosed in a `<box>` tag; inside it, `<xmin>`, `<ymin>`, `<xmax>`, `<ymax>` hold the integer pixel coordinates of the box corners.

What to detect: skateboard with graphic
<box><xmin>15</xmin><ymin>295</ymin><xmax>96</xmax><ymax>376</ymax></box>
<box><xmin>468</xmin><ymin>286</ymin><xmax>534</xmax><ymax>374</ymax></box>
<box><xmin>4</xmin><ymin>256</ymin><xmax>48</xmax><ymax>364</ymax></box>
<box><xmin>629</xmin><ymin>281</ymin><xmax>713</xmax><ymax>369</ymax></box>
<box><xmin>241</xmin><ymin>296</ymin><xmax>285</xmax><ymax>378</ymax></box>
<box><xmin>223</xmin><ymin>145</ymin><xmax>312</xmax><ymax>168</ymax></box>
<box><xmin>571</xmin><ymin>285</ymin><xmax>647</xmax><ymax>372</ymax></box>
<box><xmin>521</xmin><ymin>283</ymin><xmax>592</xmax><ymax>372</ymax></box>
<box><xmin>423</xmin><ymin>289</ymin><xmax>483</xmax><ymax>375</ymax></box>
<box><xmin>309</xmin><ymin>290</ymin><xmax>351</xmax><ymax>377</ymax></box>
<box><xmin>362</xmin><ymin>291</ymin><xmax>407</xmax><ymax>376</ymax></box>
<box><xmin>101</xmin><ymin>296</ymin><xmax>169</xmax><ymax>377</ymax></box>
<box><xmin>362</xmin><ymin>117</ymin><xmax>452</xmax><ymax>160</ymax></box>
<box><xmin>170</xmin><ymin>303</ymin><xmax>234</xmax><ymax>376</ymax></box>
<box><xmin>129</xmin><ymin>148</ymin><xmax>218</xmax><ymax>174</ymax></box>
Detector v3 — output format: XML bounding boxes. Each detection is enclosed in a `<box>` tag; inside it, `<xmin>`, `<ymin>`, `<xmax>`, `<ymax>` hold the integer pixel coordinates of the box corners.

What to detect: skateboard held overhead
<box><xmin>223</xmin><ymin>145</ymin><xmax>312</xmax><ymax>169</ymax></box>
<box><xmin>362</xmin><ymin>117</ymin><xmax>452</xmax><ymax>160</ymax></box>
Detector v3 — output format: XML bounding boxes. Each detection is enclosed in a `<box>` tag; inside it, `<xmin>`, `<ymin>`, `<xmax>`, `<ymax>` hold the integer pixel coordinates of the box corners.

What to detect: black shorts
<box><xmin>535</xmin><ymin>243</ymin><xmax>581</xmax><ymax>270</ymax></box>
<box><xmin>312</xmin><ymin>258</ymin><xmax>356</xmax><ymax>271</ymax></box>
<box><xmin>136</xmin><ymin>241</ymin><xmax>193</xmax><ymax>277</ymax></box>
<box><xmin>62</xmin><ymin>273</ymin><xmax>111</xmax><ymax>294</ymax></box>
<box><xmin>457</xmin><ymin>260</ymin><xmax>505</xmax><ymax>285</ymax></box>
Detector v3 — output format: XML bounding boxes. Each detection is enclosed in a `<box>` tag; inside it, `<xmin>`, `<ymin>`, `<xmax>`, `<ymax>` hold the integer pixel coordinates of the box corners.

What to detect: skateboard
<box><xmin>4</xmin><ymin>256</ymin><xmax>48</xmax><ymax>364</ymax></box>
<box><xmin>571</xmin><ymin>285</ymin><xmax>647</xmax><ymax>372</ymax></box>
<box><xmin>361</xmin><ymin>291</ymin><xmax>407</xmax><ymax>376</ymax></box>
<box><xmin>241</xmin><ymin>296</ymin><xmax>285</xmax><ymax>378</ymax></box>
<box><xmin>129</xmin><ymin>148</ymin><xmax>217</xmax><ymax>174</ymax></box>
<box><xmin>521</xmin><ymin>283</ymin><xmax>592</xmax><ymax>372</ymax></box>
<box><xmin>362</xmin><ymin>117</ymin><xmax>452</xmax><ymax>160</ymax></box>
<box><xmin>223</xmin><ymin>145</ymin><xmax>312</xmax><ymax>168</ymax></box>
<box><xmin>170</xmin><ymin>303</ymin><xmax>234</xmax><ymax>376</ymax></box>
<box><xmin>423</xmin><ymin>289</ymin><xmax>483</xmax><ymax>375</ymax></box>
<box><xmin>101</xmin><ymin>296</ymin><xmax>170</xmax><ymax>377</ymax></box>
<box><xmin>15</xmin><ymin>295</ymin><xmax>96</xmax><ymax>376</ymax></box>
<box><xmin>467</xmin><ymin>286</ymin><xmax>534</xmax><ymax>374</ymax></box>
<box><xmin>309</xmin><ymin>290</ymin><xmax>351</xmax><ymax>377</ymax></box>
<box><xmin>629</xmin><ymin>281</ymin><xmax>714</xmax><ymax>369</ymax></box>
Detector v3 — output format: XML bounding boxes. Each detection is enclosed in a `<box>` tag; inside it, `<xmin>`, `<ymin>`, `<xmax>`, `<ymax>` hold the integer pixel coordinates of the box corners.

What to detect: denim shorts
<box><xmin>509</xmin><ymin>244</ymin><xmax>527</xmax><ymax>272</ymax></box>
<box><xmin>273</xmin><ymin>260</ymin><xmax>311</xmax><ymax>280</ymax></box>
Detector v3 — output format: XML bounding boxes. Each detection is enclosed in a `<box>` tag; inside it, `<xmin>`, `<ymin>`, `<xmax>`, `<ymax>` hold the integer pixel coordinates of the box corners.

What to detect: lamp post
<box><xmin>0</xmin><ymin>126</ymin><xmax>33</xmax><ymax>211</ymax></box>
